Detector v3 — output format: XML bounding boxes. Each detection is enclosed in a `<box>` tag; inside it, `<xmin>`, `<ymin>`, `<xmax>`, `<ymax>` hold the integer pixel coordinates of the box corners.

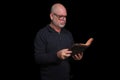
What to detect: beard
<box><xmin>59</xmin><ymin>23</ymin><xmax>65</xmax><ymax>28</ymax></box>
<box><xmin>52</xmin><ymin>20</ymin><xmax>66</xmax><ymax>28</ymax></box>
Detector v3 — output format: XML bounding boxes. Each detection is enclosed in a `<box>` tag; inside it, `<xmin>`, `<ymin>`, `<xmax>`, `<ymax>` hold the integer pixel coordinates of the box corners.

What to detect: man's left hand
<box><xmin>72</xmin><ymin>52</ymin><xmax>83</xmax><ymax>60</ymax></box>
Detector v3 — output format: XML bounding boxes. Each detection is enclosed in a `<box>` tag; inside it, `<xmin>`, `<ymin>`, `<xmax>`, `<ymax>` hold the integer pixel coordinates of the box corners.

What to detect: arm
<box><xmin>34</xmin><ymin>32</ymin><xmax>61</xmax><ymax>65</ymax></box>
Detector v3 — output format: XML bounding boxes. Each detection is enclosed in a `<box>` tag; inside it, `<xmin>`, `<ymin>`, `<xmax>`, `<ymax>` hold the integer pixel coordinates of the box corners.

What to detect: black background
<box><xmin>3</xmin><ymin>0</ymin><xmax>119</xmax><ymax>80</ymax></box>
<box><xmin>3</xmin><ymin>0</ymin><xmax>98</xmax><ymax>80</ymax></box>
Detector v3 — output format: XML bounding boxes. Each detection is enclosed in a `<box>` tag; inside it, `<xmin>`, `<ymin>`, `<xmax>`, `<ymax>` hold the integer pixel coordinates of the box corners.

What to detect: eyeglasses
<box><xmin>53</xmin><ymin>13</ymin><xmax>67</xmax><ymax>20</ymax></box>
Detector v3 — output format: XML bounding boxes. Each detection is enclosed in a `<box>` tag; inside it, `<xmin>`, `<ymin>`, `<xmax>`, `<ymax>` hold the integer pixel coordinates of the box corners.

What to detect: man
<box><xmin>34</xmin><ymin>3</ymin><xmax>94</xmax><ymax>80</ymax></box>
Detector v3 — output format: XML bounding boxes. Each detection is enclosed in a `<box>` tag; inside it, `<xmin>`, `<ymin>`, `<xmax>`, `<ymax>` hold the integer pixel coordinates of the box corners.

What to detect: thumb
<box><xmin>85</xmin><ymin>38</ymin><xmax>94</xmax><ymax>46</ymax></box>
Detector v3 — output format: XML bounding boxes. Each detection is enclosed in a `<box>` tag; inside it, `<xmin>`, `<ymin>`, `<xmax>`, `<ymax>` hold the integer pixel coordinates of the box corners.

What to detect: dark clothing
<box><xmin>34</xmin><ymin>25</ymin><xmax>74</xmax><ymax>80</ymax></box>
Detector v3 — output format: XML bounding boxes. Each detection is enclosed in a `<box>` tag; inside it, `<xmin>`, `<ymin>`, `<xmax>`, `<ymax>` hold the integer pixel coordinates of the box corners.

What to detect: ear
<box><xmin>50</xmin><ymin>13</ymin><xmax>53</xmax><ymax>20</ymax></box>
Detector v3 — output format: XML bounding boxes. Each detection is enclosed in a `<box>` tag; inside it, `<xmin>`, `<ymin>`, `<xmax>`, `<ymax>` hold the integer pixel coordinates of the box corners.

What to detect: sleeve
<box><xmin>34</xmin><ymin>31</ymin><xmax>61</xmax><ymax>65</ymax></box>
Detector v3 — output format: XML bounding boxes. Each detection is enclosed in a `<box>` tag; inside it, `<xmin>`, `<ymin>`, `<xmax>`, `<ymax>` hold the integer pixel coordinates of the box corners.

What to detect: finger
<box><xmin>64</xmin><ymin>50</ymin><xmax>72</xmax><ymax>54</ymax></box>
<box><xmin>78</xmin><ymin>54</ymin><xmax>82</xmax><ymax>59</ymax></box>
<box><xmin>72</xmin><ymin>56</ymin><xmax>77</xmax><ymax>60</ymax></box>
<box><xmin>72</xmin><ymin>54</ymin><xmax>79</xmax><ymax>60</ymax></box>
<box><xmin>65</xmin><ymin>53</ymin><xmax>71</xmax><ymax>57</ymax></box>
<box><xmin>85</xmin><ymin>38</ymin><xmax>94</xmax><ymax>46</ymax></box>
<box><xmin>63</xmin><ymin>53</ymin><xmax>71</xmax><ymax>59</ymax></box>
<box><xmin>74</xmin><ymin>54</ymin><xmax>80</xmax><ymax>60</ymax></box>
<box><xmin>63</xmin><ymin>48</ymin><xmax>69</xmax><ymax>51</ymax></box>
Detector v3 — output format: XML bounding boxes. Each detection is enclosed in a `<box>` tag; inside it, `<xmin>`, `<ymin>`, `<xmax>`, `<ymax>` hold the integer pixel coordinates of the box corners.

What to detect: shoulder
<box><xmin>34</xmin><ymin>25</ymin><xmax>49</xmax><ymax>39</ymax></box>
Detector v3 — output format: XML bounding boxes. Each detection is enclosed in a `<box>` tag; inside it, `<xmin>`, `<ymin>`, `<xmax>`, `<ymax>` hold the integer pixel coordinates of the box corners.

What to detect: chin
<box><xmin>59</xmin><ymin>26</ymin><xmax>64</xmax><ymax>28</ymax></box>
<box><xmin>59</xmin><ymin>25</ymin><xmax>65</xmax><ymax>28</ymax></box>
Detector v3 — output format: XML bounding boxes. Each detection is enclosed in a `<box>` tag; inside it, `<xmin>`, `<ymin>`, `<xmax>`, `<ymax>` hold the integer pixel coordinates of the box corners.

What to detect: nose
<box><xmin>59</xmin><ymin>17</ymin><xmax>66</xmax><ymax>20</ymax></box>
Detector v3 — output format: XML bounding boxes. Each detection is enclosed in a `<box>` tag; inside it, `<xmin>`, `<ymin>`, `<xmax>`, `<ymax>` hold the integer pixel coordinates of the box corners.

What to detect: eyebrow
<box><xmin>54</xmin><ymin>13</ymin><xmax>67</xmax><ymax>17</ymax></box>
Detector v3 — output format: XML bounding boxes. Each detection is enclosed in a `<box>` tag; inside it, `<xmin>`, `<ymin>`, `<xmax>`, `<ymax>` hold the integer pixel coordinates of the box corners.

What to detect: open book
<box><xmin>70</xmin><ymin>38</ymin><xmax>94</xmax><ymax>55</ymax></box>
<box><xmin>70</xmin><ymin>43</ymin><xmax>88</xmax><ymax>55</ymax></box>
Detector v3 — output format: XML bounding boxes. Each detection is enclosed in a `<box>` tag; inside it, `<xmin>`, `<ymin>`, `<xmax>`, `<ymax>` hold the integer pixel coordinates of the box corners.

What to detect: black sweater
<box><xmin>34</xmin><ymin>25</ymin><xmax>74</xmax><ymax>80</ymax></box>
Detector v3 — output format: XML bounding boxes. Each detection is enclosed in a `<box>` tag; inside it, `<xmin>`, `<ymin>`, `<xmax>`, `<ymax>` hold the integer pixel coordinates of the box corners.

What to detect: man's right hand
<box><xmin>80</xmin><ymin>38</ymin><xmax>94</xmax><ymax>47</ymax></box>
<box><xmin>57</xmin><ymin>49</ymin><xmax>72</xmax><ymax>60</ymax></box>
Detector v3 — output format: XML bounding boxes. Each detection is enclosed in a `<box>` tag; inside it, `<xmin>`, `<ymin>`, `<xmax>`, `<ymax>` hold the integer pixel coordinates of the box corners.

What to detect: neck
<box><xmin>50</xmin><ymin>23</ymin><xmax>61</xmax><ymax>33</ymax></box>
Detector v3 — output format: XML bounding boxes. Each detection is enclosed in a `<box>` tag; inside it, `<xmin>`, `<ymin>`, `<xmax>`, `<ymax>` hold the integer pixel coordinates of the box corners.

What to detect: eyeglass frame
<box><xmin>53</xmin><ymin>13</ymin><xmax>67</xmax><ymax>20</ymax></box>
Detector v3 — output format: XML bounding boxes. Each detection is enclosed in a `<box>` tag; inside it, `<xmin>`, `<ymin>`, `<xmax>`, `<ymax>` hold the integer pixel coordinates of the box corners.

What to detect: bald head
<box><xmin>51</xmin><ymin>3</ymin><xmax>67</xmax><ymax>15</ymax></box>
<box><xmin>50</xmin><ymin>3</ymin><xmax>67</xmax><ymax>29</ymax></box>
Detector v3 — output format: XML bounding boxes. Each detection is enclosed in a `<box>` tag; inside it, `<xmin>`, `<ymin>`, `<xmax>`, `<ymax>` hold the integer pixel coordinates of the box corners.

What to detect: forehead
<box><xmin>52</xmin><ymin>4</ymin><xmax>67</xmax><ymax>15</ymax></box>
